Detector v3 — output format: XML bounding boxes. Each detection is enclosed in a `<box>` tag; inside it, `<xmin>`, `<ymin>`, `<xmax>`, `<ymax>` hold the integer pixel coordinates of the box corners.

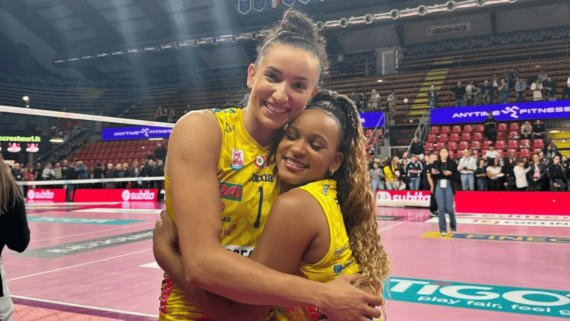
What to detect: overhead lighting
<box><xmin>96</xmin><ymin>53</ymin><xmax>109</xmax><ymax>58</ymax></box>
<box><xmin>377</xmin><ymin>79</ymin><xmax>383</xmax><ymax>83</ymax></box>
<box><xmin>144</xmin><ymin>46</ymin><xmax>157</xmax><ymax>52</ymax></box>
<box><xmin>112</xmin><ymin>50</ymin><xmax>124</xmax><ymax>56</ymax></box>
<box><xmin>50</xmin><ymin>138</ymin><xmax>64</xmax><ymax>143</ymax></box>
<box><xmin>68</xmin><ymin>57</ymin><xmax>79</xmax><ymax>62</ymax></box>
<box><xmin>160</xmin><ymin>43</ymin><xmax>177</xmax><ymax>50</ymax></box>
<box><xmin>22</xmin><ymin>96</ymin><xmax>29</xmax><ymax>102</ymax></box>
<box><xmin>82</xmin><ymin>55</ymin><xmax>94</xmax><ymax>60</ymax></box>
<box><xmin>149</xmin><ymin>138</ymin><xmax>164</xmax><ymax>141</ymax></box>
<box><xmin>54</xmin><ymin>59</ymin><xmax>66</xmax><ymax>64</ymax></box>
<box><xmin>127</xmin><ymin>48</ymin><xmax>139</xmax><ymax>54</ymax></box>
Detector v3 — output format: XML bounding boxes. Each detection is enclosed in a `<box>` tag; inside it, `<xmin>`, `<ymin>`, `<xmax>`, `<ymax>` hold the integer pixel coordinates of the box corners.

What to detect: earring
<box><xmin>330</xmin><ymin>169</ymin><xmax>335</xmax><ymax>176</ymax></box>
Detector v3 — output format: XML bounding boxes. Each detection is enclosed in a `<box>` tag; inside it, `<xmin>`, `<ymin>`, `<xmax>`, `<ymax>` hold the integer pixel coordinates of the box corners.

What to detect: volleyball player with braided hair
<box><xmin>154</xmin><ymin>8</ymin><xmax>382</xmax><ymax>321</ymax></box>
<box><xmin>155</xmin><ymin>90</ymin><xmax>391</xmax><ymax>320</ymax></box>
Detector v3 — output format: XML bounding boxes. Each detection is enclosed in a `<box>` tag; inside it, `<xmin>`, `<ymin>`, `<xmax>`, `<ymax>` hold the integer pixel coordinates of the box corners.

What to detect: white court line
<box><xmin>140</xmin><ymin>262</ymin><xmax>160</xmax><ymax>269</ymax></box>
<box><xmin>29</xmin><ymin>221</ymin><xmax>154</xmax><ymax>243</ymax></box>
<box><xmin>73</xmin><ymin>208</ymin><xmax>163</xmax><ymax>214</ymax></box>
<box><xmin>6</xmin><ymin>248</ymin><xmax>152</xmax><ymax>282</ymax></box>
<box><xmin>11</xmin><ymin>295</ymin><xmax>157</xmax><ymax>318</ymax></box>
<box><xmin>378</xmin><ymin>222</ymin><xmax>405</xmax><ymax>232</ymax></box>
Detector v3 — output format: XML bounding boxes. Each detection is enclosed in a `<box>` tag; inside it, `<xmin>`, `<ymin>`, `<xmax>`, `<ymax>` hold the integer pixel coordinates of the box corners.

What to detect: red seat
<box><xmin>449</xmin><ymin>133</ymin><xmax>460</xmax><ymax>142</ymax></box>
<box><xmin>509</xmin><ymin>123</ymin><xmax>520</xmax><ymax>132</ymax></box>
<box><xmin>519</xmin><ymin>149</ymin><xmax>531</xmax><ymax>158</ymax></box>
<box><xmin>459</xmin><ymin>141</ymin><xmax>470</xmax><ymax>150</ymax></box>
<box><xmin>425</xmin><ymin>143</ymin><xmax>435</xmax><ymax>152</ymax></box>
<box><xmin>495</xmin><ymin>140</ymin><xmax>506</xmax><ymax>149</ymax></box>
<box><xmin>427</xmin><ymin>134</ymin><xmax>437</xmax><ymax>143</ymax></box>
<box><xmin>447</xmin><ymin>142</ymin><xmax>457</xmax><ymax>151</ymax></box>
<box><xmin>463</xmin><ymin>125</ymin><xmax>473</xmax><ymax>133</ymax></box>
<box><xmin>483</xmin><ymin>140</ymin><xmax>493</xmax><ymax>149</ymax></box>
<box><xmin>533</xmin><ymin>148</ymin><xmax>542</xmax><ymax>154</ymax></box>
<box><xmin>440</xmin><ymin>126</ymin><xmax>451</xmax><ymax>134</ymax></box>
<box><xmin>460</xmin><ymin>133</ymin><xmax>472</xmax><ymax>141</ymax></box>
<box><xmin>508</xmin><ymin>140</ymin><xmax>518</xmax><ymax>149</ymax></box>
<box><xmin>475</xmin><ymin>124</ymin><xmax>485</xmax><ymax>133</ymax></box>
<box><xmin>452</xmin><ymin>125</ymin><xmax>462</xmax><ymax>133</ymax></box>
<box><xmin>473</xmin><ymin>133</ymin><xmax>483</xmax><ymax>141</ymax></box>
<box><xmin>472</xmin><ymin>150</ymin><xmax>480</xmax><ymax>158</ymax></box>
<box><xmin>496</xmin><ymin>132</ymin><xmax>507</xmax><ymax>140</ymax></box>
<box><xmin>456</xmin><ymin>150</ymin><xmax>464</xmax><ymax>158</ymax></box>
<box><xmin>497</xmin><ymin>123</ymin><xmax>508</xmax><ymax>132</ymax></box>
<box><xmin>520</xmin><ymin>139</ymin><xmax>531</xmax><ymax>148</ymax></box>
<box><xmin>438</xmin><ymin>134</ymin><xmax>449</xmax><ymax>142</ymax></box>
<box><xmin>436</xmin><ymin>142</ymin><xmax>446</xmax><ymax>151</ymax></box>
<box><xmin>448</xmin><ymin>150</ymin><xmax>455</xmax><ymax>159</ymax></box>
<box><xmin>430</xmin><ymin>126</ymin><xmax>440</xmax><ymax>134</ymax></box>
<box><xmin>532</xmin><ymin>139</ymin><xmax>544</xmax><ymax>149</ymax></box>
<box><xmin>365</xmin><ymin>129</ymin><xmax>373</xmax><ymax>137</ymax></box>
<box><xmin>507</xmin><ymin>150</ymin><xmax>517</xmax><ymax>157</ymax></box>
<box><xmin>508</xmin><ymin>131</ymin><xmax>518</xmax><ymax>138</ymax></box>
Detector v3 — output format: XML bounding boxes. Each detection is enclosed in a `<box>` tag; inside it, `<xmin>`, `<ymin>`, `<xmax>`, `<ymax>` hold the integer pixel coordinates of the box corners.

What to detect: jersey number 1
<box><xmin>253</xmin><ymin>186</ymin><xmax>263</xmax><ymax>228</ymax></box>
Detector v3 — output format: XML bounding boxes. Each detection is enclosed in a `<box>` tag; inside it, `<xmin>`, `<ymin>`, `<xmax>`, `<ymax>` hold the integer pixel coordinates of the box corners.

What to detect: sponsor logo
<box><xmin>254</xmin><ymin>155</ymin><xmax>266</xmax><ymax>168</ymax></box>
<box><xmin>377</xmin><ymin>215</ymin><xmax>404</xmax><ymax>221</ymax></box>
<box><xmin>122</xmin><ymin>190</ymin><xmax>156</xmax><ymax>201</ymax></box>
<box><xmin>422</xmin><ymin>231</ymin><xmax>570</xmax><ymax>244</ymax></box>
<box><xmin>224</xmin><ymin>122</ymin><xmax>235</xmax><ymax>133</ymax></box>
<box><xmin>333</xmin><ymin>260</ymin><xmax>356</xmax><ymax>275</ymax></box>
<box><xmin>322</xmin><ymin>184</ymin><xmax>330</xmax><ymax>196</ymax></box>
<box><xmin>224</xmin><ymin>245</ymin><xmax>254</xmax><ymax>257</ymax></box>
<box><xmin>27</xmin><ymin>189</ymin><xmax>54</xmax><ymax>200</ymax></box>
<box><xmin>219</xmin><ymin>182</ymin><xmax>243</xmax><ymax>201</ymax></box>
<box><xmin>20</xmin><ymin>230</ymin><xmax>154</xmax><ymax>258</ymax></box>
<box><xmin>8</xmin><ymin>143</ymin><xmax>21</xmax><ymax>153</ymax></box>
<box><xmin>387</xmin><ymin>277</ymin><xmax>570</xmax><ymax>318</ymax></box>
<box><xmin>426</xmin><ymin>218</ymin><xmax>570</xmax><ymax>228</ymax></box>
<box><xmin>250</xmin><ymin>173</ymin><xmax>274</xmax><ymax>182</ymax></box>
<box><xmin>334</xmin><ymin>242</ymin><xmax>350</xmax><ymax>256</ymax></box>
<box><xmin>377</xmin><ymin>191</ymin><xmax>430</xmax><ymax>202</ymax></box>
<box><xmin>230</xmin><ymin>148</ymin><xmax>245</xmax><ymax>171</ymax></box>
<box><xmin>101</xmin><ymin>126</ymin><xmax>172</xmax><ymax>141</ymax></box>
<box><xmin>26</xmin><ymin>143</ymin><xmax>39</xmax><ymax>153</ymax></box>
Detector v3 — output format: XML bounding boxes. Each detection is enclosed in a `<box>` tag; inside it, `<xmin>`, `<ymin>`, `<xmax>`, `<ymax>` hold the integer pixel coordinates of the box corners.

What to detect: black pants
<box><xmin>516</xmin><ymin>187</ymin><xmax>528</xmax><ymax>191</ymax></box>
<box><xmin>430</xmin><ymin>189</ymin><xmax>438</xmax><ymax>213</ymax></box>
<box><xmin>488</xmin><ymin>179</ymin><xmax>501</xmax><ymax>191</ymax></box>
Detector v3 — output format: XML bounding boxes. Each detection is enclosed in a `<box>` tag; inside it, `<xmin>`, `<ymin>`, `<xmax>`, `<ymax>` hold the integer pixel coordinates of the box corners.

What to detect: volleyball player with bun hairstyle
<box><xmin>156</xmin><ymin>90</ymin><xmax>391</xmax><ymax>321</ymax></box>
<box><xmin>154</xmin><ymin>9</ymin><xmax>382</xmax><ymax>321</ymax></box>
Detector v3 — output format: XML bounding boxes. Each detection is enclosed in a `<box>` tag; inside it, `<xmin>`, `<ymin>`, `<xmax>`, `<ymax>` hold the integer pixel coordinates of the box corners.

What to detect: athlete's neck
<box><xmin>242</xmin><ymin>107</ymin><xmax>281</xmax><ymax>147</ymax></box>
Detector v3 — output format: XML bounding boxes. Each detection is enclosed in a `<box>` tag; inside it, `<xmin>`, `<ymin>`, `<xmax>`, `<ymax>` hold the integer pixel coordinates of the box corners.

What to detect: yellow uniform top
<box><xmin>160</xmin><ymin>108</ymin><xmax>280</xmax><ymax>320</ymax></box>
<box><xmin>270</xmin><ymin>180</ymin><xmax>360</xmax><ymax>321</ymax></box>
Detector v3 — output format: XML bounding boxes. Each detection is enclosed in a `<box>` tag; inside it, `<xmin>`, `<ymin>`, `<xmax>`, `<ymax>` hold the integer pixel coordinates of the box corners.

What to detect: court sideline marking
<box><xmin>378</xmin><ymin>222</ymin><xmax>405</xmax><ymax>232</ymax></box>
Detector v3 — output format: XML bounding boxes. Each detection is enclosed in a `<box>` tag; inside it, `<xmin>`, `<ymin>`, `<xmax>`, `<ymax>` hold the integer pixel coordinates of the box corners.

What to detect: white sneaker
<box><xmin>440</xmin><ymin>232</ymin><xmax>447</xmax><ymax>237</ymax></box>
<box><xmin>451</xmin><ymin>230</ymin><xmax>457</xmax><ymax>235</ymax></box>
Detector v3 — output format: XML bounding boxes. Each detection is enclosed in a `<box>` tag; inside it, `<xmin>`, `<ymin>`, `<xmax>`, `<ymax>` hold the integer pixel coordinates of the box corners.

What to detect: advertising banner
<box><xmin>74</xmin><ymin>189</ymin><xmax>159</xmax><ymax>202</ymax></box>
<box><xmin>425</xmin><ymin>22</ymin><xmax>471</xmax><ymax>36</ymax></box>
<box><xmin>375</xmin><ymin>190</ymin><xmax>430</xmax><ymax>207</ymax></box>
<box><xmin>26</xmin><ymin>189</ymin><xmax>66</xmax><ymax>203</ymax></box>
<box><xmin>359</xmin><ymin>111</ymin><xmax>385</xmax><ymax>129</ymax></box>
<box><xmin>430</xmin><ymin>100</ymin><xmax>570</xmax><ymax>125</ymax></box>
<box><xmin>455</xmin><ymin>191</ymin><xmax>570</xmax><ymax>215</ymax></box>
<box><xmin>101</xmin><ymin>126</ymin><xmax>172</xmax><ymax>141</ymax></box>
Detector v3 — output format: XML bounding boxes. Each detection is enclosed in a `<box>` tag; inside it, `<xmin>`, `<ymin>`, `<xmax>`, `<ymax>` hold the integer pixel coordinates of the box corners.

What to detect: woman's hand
<box><xmin>154</xmin><ymin>211</ymin><xmax>178</xmax><ymax>250</ymax></box>
<box><xmin>431</xmin><ymin>169</ymin><xmax>440</xmax><ymax>175</ymax></box>
<box><xmin>443</xmin><ymin>170</ymin><xmax>452</xmax><ymax>176</ymax></box>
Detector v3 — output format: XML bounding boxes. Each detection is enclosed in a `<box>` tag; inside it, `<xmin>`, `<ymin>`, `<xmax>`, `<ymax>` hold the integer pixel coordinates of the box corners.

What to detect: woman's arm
<box><xmin>163</xmin><ymin>111</ymin><xmax>380</xmax><ymax>319</ymax></box>
<box><xmin>6</xmin><ymin>197</ymin><xmax>30</xmax><ymax>253</ymax></box>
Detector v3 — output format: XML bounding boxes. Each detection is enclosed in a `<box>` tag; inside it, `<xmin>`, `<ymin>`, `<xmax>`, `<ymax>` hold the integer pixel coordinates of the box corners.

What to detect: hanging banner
<box><xmin>238</xmin><ymin>0</ymin><xmax>252</xmax><ymax>15</ymax></box>
<box><xmin>282</xmin><ymin>0</ymin><xmax>295</xmax><ymax>7</ymax></box>
<box><xmin>253</xmin><ymin>0</ymin><xmax>266</xmax><ymax>11</ymax></box>
<box><xmin>359</xmin><ymin>111</ymin><xmax>385</xmax><ymax>129</ymax></box>
<box><xmin>101</xmin><ymin>126</ymin><xmax>172</xmax><ymax>141</ymax></box>
<box><xmin>425</xmin><ymin>22</ymin><xmax>471</xmax><ymax>36</ymax></box>
<box><xmin>389</xmin><ymin>125</ymin><xmax>418</xmax><ymax>146</ymax></box>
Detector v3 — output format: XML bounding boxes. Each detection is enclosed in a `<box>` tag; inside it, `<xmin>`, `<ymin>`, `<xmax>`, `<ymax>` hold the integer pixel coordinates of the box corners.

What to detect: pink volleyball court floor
<box><xmin>4</xmin><ymin>201</ymin><xmax>570</xmax><ymax>320</ymax></box>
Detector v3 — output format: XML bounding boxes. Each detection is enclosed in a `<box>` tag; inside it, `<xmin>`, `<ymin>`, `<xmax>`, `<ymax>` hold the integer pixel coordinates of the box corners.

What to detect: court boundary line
<box><xmin>29</xmin><ymin>221</ymin><xmax>154</xmax><ymax>243</ymax></box>
<box><xmin>6</xmin><ymin>248</ymin><xmax>152</xmax><ymax>282</ymax></box>
<box><xmin>12</xmin><ymin>295</ymin><xmax>157</xmax><ymax>318</ymax></box>
<box><xmin>378</xmin><ymin>222</ymin><xmax>405</xmax><ymax>232</ymax></box>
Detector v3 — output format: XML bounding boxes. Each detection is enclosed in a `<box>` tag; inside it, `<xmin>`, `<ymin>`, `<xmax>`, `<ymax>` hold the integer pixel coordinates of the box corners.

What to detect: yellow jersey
<box><xmin>269</xmin><ymin>180</ymin><xmax>360</xmax><ymax>321</ymax></box>
<box><xmin>159</xmin><ymin>108</ymin><xmax>280</xmax><ymax>321</ymax></box>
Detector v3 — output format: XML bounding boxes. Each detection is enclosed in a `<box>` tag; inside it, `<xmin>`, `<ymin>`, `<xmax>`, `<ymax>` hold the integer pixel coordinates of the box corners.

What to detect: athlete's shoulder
<box><xmin>168</xmin><ymin>110</ymin><xmax>221</xmax><ymax>159</ymax></box>
<box><xmin>267</xmin><ymin>188</ymin><xmax>324</xmax><ymax>234</ymax></box>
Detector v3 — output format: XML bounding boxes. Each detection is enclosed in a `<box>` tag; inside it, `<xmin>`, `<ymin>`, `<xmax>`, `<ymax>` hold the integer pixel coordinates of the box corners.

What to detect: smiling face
<box><xmin>276</xmin><ymin>109</ymin><xmax>343</xmax><ymax>186</ymax></box>
<box><xmin>247</xmin><ymin>44</ymin><xmax>320</xmax><ymax>131</ymax></box>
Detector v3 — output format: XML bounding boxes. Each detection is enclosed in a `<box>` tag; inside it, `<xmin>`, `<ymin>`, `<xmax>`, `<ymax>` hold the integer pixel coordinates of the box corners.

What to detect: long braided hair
<box><xmin>307</xmin><ymin>90</ymin><xmax>391</xmax><ymax>317</ymax></box>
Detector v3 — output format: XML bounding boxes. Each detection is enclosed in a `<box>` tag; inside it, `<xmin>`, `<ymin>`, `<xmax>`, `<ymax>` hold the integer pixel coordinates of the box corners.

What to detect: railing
<box><xmin>408</xmin><ymin>110</ymin><xmax>430</xmax><ymax>153</ymax></box>
<box><xmin>34</xmin><ymin>130</ymin><xmax>87</xmax><ymax>165</ymax></box>
<box><xmin>366</xmin><ymin>112</ymin><xmax>386</xmax><ymax>156</ymax></box>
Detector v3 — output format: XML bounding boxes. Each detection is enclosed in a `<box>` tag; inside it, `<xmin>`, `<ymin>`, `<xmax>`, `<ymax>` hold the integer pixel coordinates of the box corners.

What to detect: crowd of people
<box><xmin>349</xmin><ymin>89</ymin><xmax>398</xmax><ymax>118</ymax></box>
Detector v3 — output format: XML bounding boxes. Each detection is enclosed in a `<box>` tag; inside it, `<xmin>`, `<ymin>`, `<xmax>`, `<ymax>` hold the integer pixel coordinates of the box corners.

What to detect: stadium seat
<box><xmin>425</xmin><ymin>143</ymin><xmax>435</xmax><ymax>152</ymax></box>
<box><xmin>456</xmin><ymin>150</ymin><xmax>464</xmax><ymax>158</ymax></box>
<box><xmin>509</xmin><ymin>123</ymin><xmax>520</xmax><ymax>132</ymax></box>
<box><xmin>496</xmin><ymin>132</ymin><xmax>507</xmax><ymax>140</ymax></box>
<box><xmin>449</xmin><ymin>133</ymin><xmax>460</xmax><ymax>142</ymax></box>
<box><xmin>460</xmin><ymin>133</ymin><xmax>472</xmax><ymax>141</ymax></box>
<box><xmin>473</xmin><ymin>133</ymin><xmax>483</xmax><ymax>141</ymax></box>
<box><xmin>448</xmin><ymin>150</ymin><xmax>455</xmax><ymax>159</ymax></box>
<box><xmin>436</xmin><ymin>142</ymin><xmax>446</xmax><ymax>151</ymax></box>
<box><xmin>447</xmin><ymin>142</ymin><xmax>457</xmax><ymax>151</ymax></box>
<box><xmin>495</xmin><ymin>140</ymin><xmax>506</xmax><ymax>150</ymax></box>
<box><xmin>365</xmin><ymin>129</ymin><xmax>373</xmax><ymax>137</ymax></box>
<box><xmin>497</xmin><ymin>123</ymin><xmax>508</xmax><ymax>132</ymax></box>
<box><xmin>441</xmin><ymin>126</ymin><xmax>451</xmax><ymax>134</ymax></box>
<box><xmin>438</xmin><ymin>134</ymin><xmax>449</xmax><ymax>142</ymax></box>
<box><xmin>463</xmin><ymin>125</ymin><xmax>473</xmax><ymax>133</ymax></box>
<box><xmin>519</xmin><ymin>149</ymin><xmax>531</xmax><ymax>158</ymax></box>
<box><xmin>507</xmin><ymin>150</ymin><xmax>517</xmax><ymax>157</ymax></box>
<box><xmin>452</xmin><ymin>125</ymin><xmax>462</xmax><ymax>133</ymax></box>
<box><xmin>520</xmin><ymin>139</ymin><xmax>531</xmax><ymax>148</ymax></box>
<box><xmin>508</xmin><ymin>131</ymin><xmax>518</xmax><ymax>138</ymax></box>
<box><xmin>475</xmin><ymin>124</ymin><xmax>485</xmax><ymax>133</ymax></box>
<box><xmin>483</xmin><ymin>140</ymin><xmax>493</xmax><ymax>149</ymax></box>
<box><xmin>472</xmin><ymin>150</ymin><xmax>480</xmax><ymax>158</ymax></box>
<box><xmin>430</xmin><ymin>126</ymin><xmax>440</xmax><ymax>134</ymax></box>
<box><xmin>508</xmin><ymin>140</ymin><xmax>518</xmax><ymax>149</ymax></box>
<box><xmin>427</xmin><ymin>134</ymin><xmax>437</xmax><ymax>143</ymax></box>
<box><xmin>533</xmin><ymin>148</ymin><xmax>542</xmax><ymax>155</ymax></box>
<box><xmin>532</xmin><ymin>139</ymin><xmax>544</xmax><ymax>149</ymax></box>
<box><xmin>459</xmin><ymin>141</ymin><xmax>470</xmax><ymax>150</ymax></box>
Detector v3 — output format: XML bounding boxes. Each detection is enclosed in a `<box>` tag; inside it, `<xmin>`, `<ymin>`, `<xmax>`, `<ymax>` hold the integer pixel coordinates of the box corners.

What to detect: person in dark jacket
<box><xmin>141</xmin><ymin>160</ymin><xmax>156</xmax><ymax>188</ymax></box>
<box><xmin>483</xmin><ymin>112</ymin><xmax>497</xmax><ymax>141</ymax></box>
<box><xmin>502</xmin><ymin>152</ymin><xmax>517</xmax><ymax>190</ymax></box>
<box><xmin>91</xmin><ymin>163</ymin><xmax>105</xmax><ymax>189</ymax></box>
<box><xmin>0</xmin><ymin>154</ymin><xmax>30</xmax><ymax>320</ymax></box>
<box><xmin>154</xmin><ymin>143</ymin><xmax>167</xmax><ymax>163</ymax></box>
<box><xmin>431</xmin><ymin>148</ymin><xmax>460</xmax><ymax>236</ymax></box>
<box><xmin>64</xmin><ymin>161</ymin><xmax>78</xmax><ymax>201</ymax></box>
<box><xmin>527</xmin><ymin>154</ymin><xmax>547</xmax><ymax>191</ymax></box>
<box><xmin>410</xmin><ymin>136</ymin><xmax>425</xmax><ymax>158</ymax></box>
<box><xmin>104</xmin><ymin>163</ymin><xmax>116</xmax><ymax>189</ymax></box>
<box><xmin>113</xmin><ymin>163</ymin><xmax>130</xmax><ymax>189</ymax></box>
<box><xmin>549</xmin><ymin>156</ymin><xmax>565</xmax><ymax>191</ymax></box>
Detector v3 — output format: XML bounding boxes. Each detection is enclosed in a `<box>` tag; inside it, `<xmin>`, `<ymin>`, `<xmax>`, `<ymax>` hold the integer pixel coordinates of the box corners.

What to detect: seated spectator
<box><xmin>155</xmin><ymin>107</ymin><xmax>163</xmax><ymax>120</ymax></box>
<box><xmin>530</xmin><ymin>79</ymin><xmax>543</xmax><ymax>101</ymax></box>
<box><xmin>483</xmin><ymin>112</ymin><xmax>497</xmax><ymax>141</ymax></box>
<box><xmin>451</xmin><ymin>81</ymin><xmax>466</xmax><ymax>107</ymax></box>
<box><xmin>520</xmin><ymin>121</ymin><xmax>532</xmax><ymax>141</ymax></box>
<box><xmin>532</xmin><ymin>119</ymin><xmax>546</xmax><ymax>142</ymax></box>
<box><xmin>410</xmin><ymin>136</ymin><xmax>425</xmax><ymax>158</ymax></box>
<box><xmin>497</xmin><ymin>79</ymin><xmax>509</xmax><ymax>104</ymax></box>
<box><xmin>514</xmin><ymin>159</ymin><xmax>531</xmax><ymax>191</ymax></box>
<box><xmin>368</xmin><ymin>89</ymin><xmax>380</xmax><ymax>111</ymax></box>
<box><xmin>515</xmin><ymin>78</ymin><xmax>527</xmax><ymax>102</ymax></box>
<box><xmin>543</xmin><ymin>77</ymin><xmax>557</xmax><ymax>101</ymax></box>
<box><xmin>537</xmin><ymin>70</ymin><xmax>548</xmax><ymax>83</ymax></box>
<box><xmin>473</xmin><ymin>83</ymin><xmax>483</xmax><ymax>106</ymax></box>
<box><xmin>465</xmin><ymin>81</ymin><xmax>475</xmax><ymax>106</ymax></box>
<box><xmin>527</xmin><ymin>154</ymin><xmax>546</xmax><ymax>191</ymax></box>
<box><xmin>481</xmin><ymin>80</ymin><xmax>494</xmax><ymax>105</ymax></box>
<box><xmin>562</xmin><ymin>82</ymin><xmax>570</xmax><ymax>100</ymax></box>
<box><xmin>486</xmin><ymin>158</ymin><xmax>502</xmax><ymax>191</ymax></box>
<box><xmin>549</xmin><ymin>156</ymin><xmax>565</xmax><ymax>191</ymax></box>
<box><xmin>349</xmin><ymin>91</ymin><xmax>365</xmax><ymax>112</ymax></box>
<box><xmin>146</xmin><ymin>151</ymin><xmax>155</xmax><ymax>161</ymax></box>
<box><xmin>427</xmin><ymin>85</ymin><xmax>438</xmax><ymax>108</ymax></box>
<box><xmin>474</xmin><ymin>159</ymin><xmax>487</xmax><ymax>191</ymax></box>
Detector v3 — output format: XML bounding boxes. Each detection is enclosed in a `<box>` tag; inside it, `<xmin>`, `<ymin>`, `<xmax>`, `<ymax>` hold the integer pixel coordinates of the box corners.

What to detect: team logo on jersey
<box><xmin>224</xmin><ymin>122</ymin><xmax>235</xmax><ymax>133</ymax></box>
<box><xmin>322</xmin><ymin>184</ymin><xmax>330</xmax><ymax>196</ymax></box>
<box><xmin>230</xmin><ymin>148</ymin><xmax>245</xmax><ymax>171</ymax></box>
<box><xmin>250</xmin><ymin>173</ymin><xmax>274</xmax><ymax>183</ymax></box>
<box><xmin>219</xmin><ymin>182</ymin><xmax>243</xmax><ymax>201</ymax></box>
<box><xmin>333</xmin><ymin>260</ymin><xmax>356</xmax><ymax>275</ymax></box>
<box><xmin>254</xmin><ymin>155</ymin><xmax>266</xmax><ymax>168</ymax></box>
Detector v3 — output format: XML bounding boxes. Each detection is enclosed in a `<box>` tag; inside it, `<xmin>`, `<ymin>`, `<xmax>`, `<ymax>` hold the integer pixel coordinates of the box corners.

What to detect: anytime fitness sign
<box><xmin>431</xmin><ymin>100</ymin><xmax>570</xmax><ymax>125</ymax></box>
<box><xmin>101</xmin><ymin>126</ymin><xmax>172</xmax><ymax>141</ymax></box>
<box><xmin>359</xmin><ymin>111</ymin><xmax>385</xmax><ymax>129</ymax></box>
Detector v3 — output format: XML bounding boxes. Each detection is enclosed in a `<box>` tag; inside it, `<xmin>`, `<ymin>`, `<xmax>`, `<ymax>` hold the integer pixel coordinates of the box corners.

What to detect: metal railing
<box><xmin>407</xmin><ymin>110</ymin><xmax>430</xmax><ymax>153</ymax></box>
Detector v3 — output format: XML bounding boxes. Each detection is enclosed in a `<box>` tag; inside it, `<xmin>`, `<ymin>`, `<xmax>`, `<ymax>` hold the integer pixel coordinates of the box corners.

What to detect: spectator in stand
<box><xmin>562</xmin><ymin>81</ymin><xmax>570</xmax><ymax>100</ymax></box>
<box><xmin>114</xmin><ymin>164</ymin><xmax>129</xmax><ymax>189</ymax></box>
<box><xmin>383</xmin><ymin>156</ymin><xmax>400</xmax><ymax>190</ymax></box>
<box><xmin>146</xmin><ymin>151</ymin><xmax>155</xmax><ymax>161</ymax></box>
<box><xmin>426</xmin><ymin>153</ymin><xmax>439</xmax><ymax>217</ymax></box>
<box><xmin>104</xmin><ymin>163</ymin><xmax>115</xmax><ymax>189</ymax></box>
<box><xmin>486</xmin><ymin>158</ymin><xmax>502</xmax><ymax>191</ymax></box>
<box><xmin>34</xmin><ymin>163</ymin><xmax>43</xmax><ymax>182</ymax></box>
<box><xmin>532</xmin><ymin>119</ymin><xmax>546</xmax><ymax>143</ymax></box>
<box><xmin>474</xmin><ymin>159</ymin><xmax>488</xmax><ymax>191</ymax></box>
<box><xmin>483</xmin><ymin>111</ymin><xmax>497</xmax><ymax>141</ymax></box>
<box><xmin>498</xmin><ymin>79</ymin><xmax>510</xmax><ymax>104</ymax></box>
<box><xmin>54</xmin><ymin>162</ymin><xmax>63</xmax><ymax>187</ymax></box>
<box><xmin>549</xmin><ymin>156</ymin><xmax>565</xmax><ymax>191</ymax></box>
<box><xmin>410</xmin><ymin>136</ymin><xmax>425</xmax><ymax>159</ymax></box>
<box><xmin>528</xmin><ymin>154</ymin><xmax>546</xmax><ymax>191</ymax></box>
<box><xmin>563</xmin><ymin>155</ymin><xmax>570</xmax><ymax>191</ymax></box>
<box><xmin>130</xmin><ymin>159</ymin><xmax>140</xmax><ymax>177</ymax></box>
<box><xmin>400</xmin><ymin>159</ymin><xmax>409</xmax><ymax>190</ymax></box>
<box><xmin>537</xmin><ymin>70</ymin><xmax>548</xmax><ymax>84</ymax></box>
<box><xmin>427</xmin><ymin>85</ymin><xmax>438</xmax><ymax>108</ymax></box>
<box><xmin>502</xmin><ymin>152</ymin><xmax>517</xmax><ymax>191</ymax></box>
<box><xmin>515</xmin><ymin>78</ymin><xmax>527</xmax><ymax>102</ymax></box>
<box><xmin>155</xmin><ymin>160</ymin><xmax>165</xmax><ymax>189</ymax></box>
<box><xmin>168</xmin><ymin>108</ymin><xmax>176</xmax><ymax>123</ymax></box>
<box><xmin>451</xmin><ymin>81</ymin><xmax>466</xmax><ymax>107</ymax></box>
<box><xmin>531</xmin><ymin>78</ymin><xmax>543</xmax><ymax>101</ymax></box>
<box><xmin>485</xmin><ymin>144</ymin><xmax>499</xmax><ymax>167</ymax></box>
<box><xmin>42</xmin><ymin>164</ymin><xmax>55</xmax><ymax>187</ymax></box>
<box><xmin>141</xmin><ymin>159</ymin><xmax>156</xmax><ymax>189</ymax></box>
<box><xmin>544</xmin><ymin>77</ymin><xmax>557</xmax><ymax>101</ymax></box>
<box><xmin>91</xmin><ymin>163</ymin><xmax>104</xmax><ymax>189</ymax></box>
<box><xmin>458</xmin><ymin>149</ymin><xmax>476</xmax><ymax>191</ymax></box>
<box><xmin>64</xmin><ymin>162</ymin><xmax>77</xmax><ymax>201</ymax></box>
<box><xmin>155</xmin><ymin>107</ymin><xmax>163</xmax><ymax>120</ymax></box>
<box><xmin>492</xmin><ymin>74</ymin><xmax>500</xmax><ymax>102</ymax></box>
<box><xmin>368</xmin><ymin>89</ymin><xmax>380</xmax><ymax>112</ymax></box>
<box><xmin>184</xmin><ymin>104</ymin><xmax>191</xmax><ymax>115</ymax></box>
<box><xmin>349</xmin><ymin>92</ymin><xmax>365</xmax><ymax>112</ymax></box>
<box><xmin>481</xmin><ymin>80</ymin><xmax>494</xmax><ymax>105</ymax></box>
<box><xmin>0</xmin><ymin>154</ymin><xmax>30</xmax><ymax>321</ymax></box>
<box><xmin>10</xmin><ymin>163</ymin><xmax>24</xmax><ymax>197</ymax></box>
<box><xmin>406</xmin><ymin>155</ymin><xmax>423</xmax><ymax>190</ymax></box>
<box><xmin>387</xmin><ymin>90</ymin><xmax>396</xmax><ymax>119</ymax></box>
<box><xmin>520</xmin><ymin>121</ymin><xmax>532</xmax><ymax>141</ymax></box>
<box><xmin>473</xmin><ymin>83</ymin><xmax>483</xmax><ymax>106</ymax></box>
<box><xmin>465</xmin><ymin>81</ymin><xmax>475</xmax><ymax>106</ymax></box>
<box><xmin>155</xmin><ymin>143</ymin><xmax>167</xmax><ymax>163</ymax></box>
<box><xmin>369</xmin><ymin>162</ymin><xmax>384</xmax><ymax>193</ymax></box>
<box><xmin>431</xmin><ymin>148</ymin><xmax>459</xmax><ymax>236</ymax></box>
<box><xmin>514</xmin><ymin>159</ymin><xmax>531</xmax><ymax>191</ymax></box>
